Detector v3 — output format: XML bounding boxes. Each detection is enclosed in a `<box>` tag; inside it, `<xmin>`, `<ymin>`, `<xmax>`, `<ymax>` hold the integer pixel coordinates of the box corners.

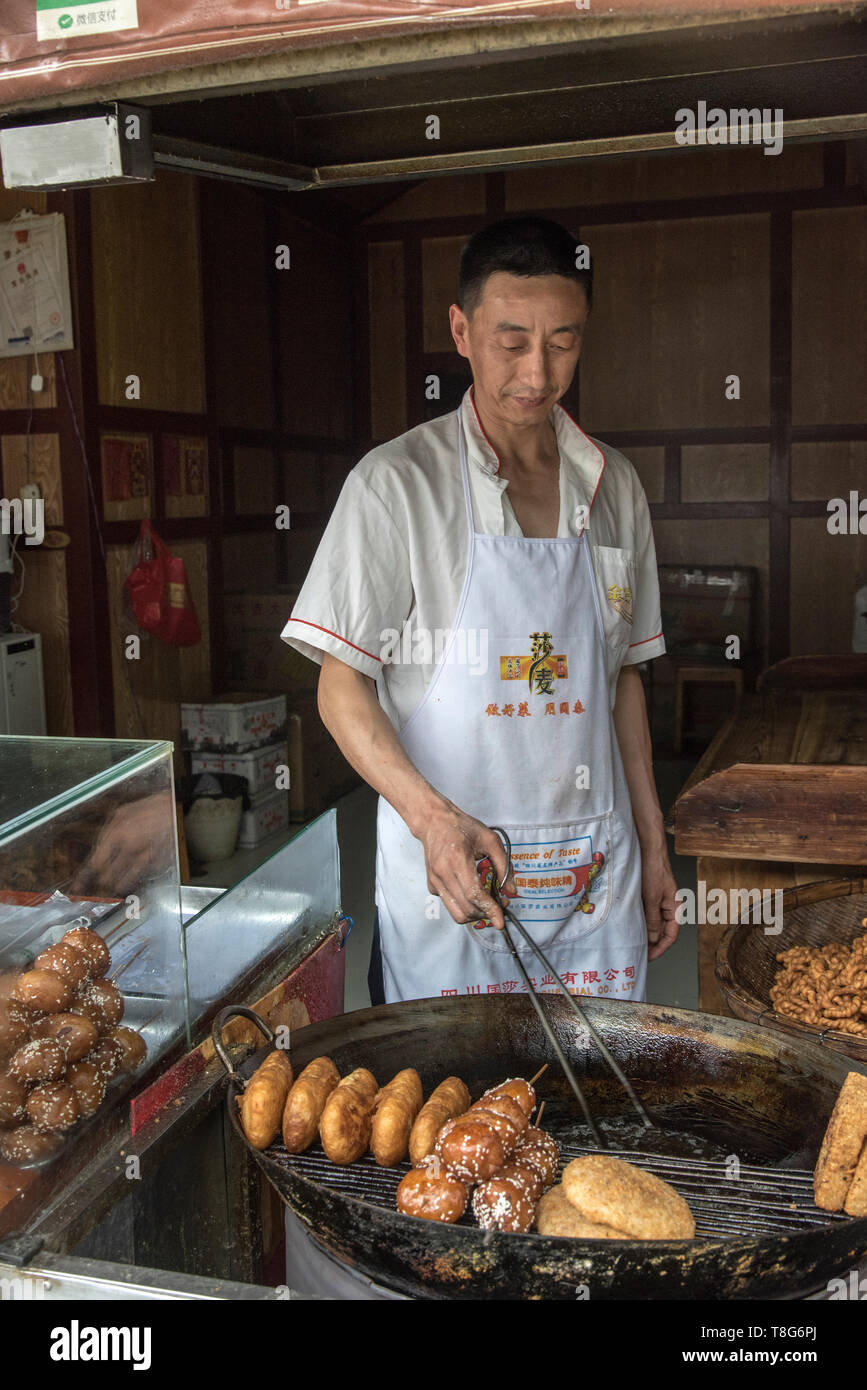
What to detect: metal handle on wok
<box><xmin>211</xmin><ymin>1005</ymin><xmax>276</xmax><ymax>1089</ymax></box>
<box><xmin>485</xmin><ymin>826</ymin><xmax>653</xmax><ymax>1143</ymax></box>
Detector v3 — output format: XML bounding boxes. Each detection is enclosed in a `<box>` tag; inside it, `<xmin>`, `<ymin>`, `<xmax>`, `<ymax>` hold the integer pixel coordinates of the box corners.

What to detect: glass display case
<box><xmin>0</xmin><ymin>735</ymin><xmax>186</xmax><ymax>1171</ymax></box>
<box><xmin>183</xmin><ymin>806</ymin><xmax>341</xmax><ymax>1021</ymax></box>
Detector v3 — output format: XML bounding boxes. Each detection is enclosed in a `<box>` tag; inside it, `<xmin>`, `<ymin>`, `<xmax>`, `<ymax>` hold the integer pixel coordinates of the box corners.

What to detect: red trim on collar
<box><xmin>467</xmin><ymin>388</ymin><xmax>606</xmax><ymax>530</ymax></box>
<box><xmin>556</xmin><ymin>399</ymin><xmax>606</xmax><ymax>521</ymax></box>
<box><xmin>468</xmin><ymin>386</ymin><xmax>501</xmax><ymax>474</ymax></box>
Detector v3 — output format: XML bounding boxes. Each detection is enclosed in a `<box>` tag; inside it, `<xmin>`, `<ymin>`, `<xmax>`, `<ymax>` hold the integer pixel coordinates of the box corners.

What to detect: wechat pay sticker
<box><xmin>58</xmin><ymin>13</ymin><xmax>73</xmax><ymax>27</ymax></box>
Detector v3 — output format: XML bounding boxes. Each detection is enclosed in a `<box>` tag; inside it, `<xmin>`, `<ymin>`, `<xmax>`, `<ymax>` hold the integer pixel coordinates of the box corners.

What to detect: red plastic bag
<box><xmin>125</xmin><ymin>519</ymin><xmax>201</xmax><ymax>647</ymax></box>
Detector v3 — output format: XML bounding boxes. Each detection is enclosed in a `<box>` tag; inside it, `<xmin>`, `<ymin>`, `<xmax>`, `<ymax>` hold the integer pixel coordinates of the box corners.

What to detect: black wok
<box><xmin>216</xmin><ymin>994</ymin><xmax>867</xmax><ymax>1300</ymax></box>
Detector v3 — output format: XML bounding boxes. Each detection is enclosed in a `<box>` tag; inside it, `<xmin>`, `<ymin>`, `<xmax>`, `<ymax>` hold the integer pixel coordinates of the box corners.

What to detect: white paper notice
<box><xmin>0</xmin><ymin>213</ymin><xmax>74</xmax><ymax>357</ymax></box>
<box><xmin>36</xmin><ymin>0</ymin><xmax>139</xmax><ymax>43</ymax></box>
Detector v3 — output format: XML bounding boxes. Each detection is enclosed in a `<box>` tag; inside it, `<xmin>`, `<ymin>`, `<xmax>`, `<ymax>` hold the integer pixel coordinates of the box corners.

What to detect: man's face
<box><xmin>449</xmin><ymin>271</ymin><xmax>588</xmax><ymax>428</ymax></box>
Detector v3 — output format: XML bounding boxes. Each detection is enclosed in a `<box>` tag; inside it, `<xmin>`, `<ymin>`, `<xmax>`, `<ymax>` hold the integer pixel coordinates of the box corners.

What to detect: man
<box><xmin>282</xmin><ymin>216</ymin><xmax>679</xmax><ymax>1004</ymax></box>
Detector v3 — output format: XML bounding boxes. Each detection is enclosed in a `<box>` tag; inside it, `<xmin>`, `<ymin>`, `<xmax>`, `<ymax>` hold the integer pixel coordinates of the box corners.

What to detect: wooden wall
<box><xmin>0</xmin><ymin>170</ymin><xmax>355</xmax><ymax>744</ymax></box>
<box><xmin>202</xmin><ymin>179</ymin><xmax>356</xmax><ymax>684</ymax></box>
<box><xmin>55</xmin><ymin>175</ymin><xmax>353</xmax><ymax>745</ymax></box>
<box><xmin>0</xmin><ymin>188</ymin><xmax>77</xmax><ymax>736</ymax></box>
<box><xmin>92</xmin><ymin>177</ymin><xmax>206</xmax><ymax>415</ymax></box>
<box><xmin>88</xmin><ymin>173</ymin><xmax>209</xmax><ymax>754</ymax></box>
<box><xmin>358</xmin><ymin>141</ymin><xmax>867</xmax><ymax>691</ymax></box>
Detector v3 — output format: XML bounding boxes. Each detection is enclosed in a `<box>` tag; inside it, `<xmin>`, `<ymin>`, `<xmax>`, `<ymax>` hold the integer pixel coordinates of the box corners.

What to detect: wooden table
<box><xmin>670</xmin><ymin>688</ymin><xmax>867</xmax><ymax>1014</ymax></box>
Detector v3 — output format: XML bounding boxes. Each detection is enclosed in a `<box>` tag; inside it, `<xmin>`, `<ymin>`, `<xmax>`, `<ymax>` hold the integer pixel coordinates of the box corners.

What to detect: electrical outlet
<box><xmin>19</xmin><ymin>483</ymin><xmax>41</xmax><ymax>502</ymax></box>
<box><xmin>30</xmin><ymin>373</ymin><xmax>44</xmax><ymax>393</ymax></box>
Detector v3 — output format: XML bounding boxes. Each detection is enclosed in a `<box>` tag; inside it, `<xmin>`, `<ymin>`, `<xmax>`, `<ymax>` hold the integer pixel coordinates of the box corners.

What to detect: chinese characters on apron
<box><xmin>375</xmin><ymin>413</ymin><xmax>648</xmax><ymax>1004</ymax></box>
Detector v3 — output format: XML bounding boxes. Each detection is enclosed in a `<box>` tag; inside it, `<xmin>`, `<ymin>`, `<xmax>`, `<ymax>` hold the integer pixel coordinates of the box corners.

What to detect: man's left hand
<box><xmin>641</xmin><ymin>847</ymin><xmax>680</xmax><ymax>961</ymax></box>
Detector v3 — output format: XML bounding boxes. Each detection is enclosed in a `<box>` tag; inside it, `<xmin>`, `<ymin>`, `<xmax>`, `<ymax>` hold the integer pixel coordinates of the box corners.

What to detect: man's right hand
<box><xmin>416</xmin><ymin>797</ymin><xmax>517</xmax><ymax>931</ymax></box>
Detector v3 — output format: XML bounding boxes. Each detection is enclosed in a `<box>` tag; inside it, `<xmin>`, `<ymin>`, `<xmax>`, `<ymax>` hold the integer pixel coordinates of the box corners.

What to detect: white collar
<box><xmin>460</xmin><ymin>386</ymin><xmax>605</xmax><ymax>518</ymax></box>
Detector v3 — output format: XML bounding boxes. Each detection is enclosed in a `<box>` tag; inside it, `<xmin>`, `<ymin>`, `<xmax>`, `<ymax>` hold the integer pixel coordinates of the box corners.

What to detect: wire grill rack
<box><xmin>266</xmin><ymin>1140</ymin><xmax>851</xmax><ymax>1240</ymax></box>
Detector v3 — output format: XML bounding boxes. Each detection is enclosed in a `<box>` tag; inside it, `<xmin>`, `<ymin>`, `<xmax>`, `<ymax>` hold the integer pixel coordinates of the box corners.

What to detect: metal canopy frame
<box><xmin>2</xmin><ymin>9</ymin><xmax>867</xmax><ymax>193</ymax></box>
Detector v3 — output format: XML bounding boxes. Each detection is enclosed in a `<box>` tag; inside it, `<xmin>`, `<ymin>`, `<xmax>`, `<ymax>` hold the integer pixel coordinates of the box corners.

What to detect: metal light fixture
<box><xmin>0</xmin><ymin>103</ymin><xmax>153</xmax><ymax>191</ymax></box>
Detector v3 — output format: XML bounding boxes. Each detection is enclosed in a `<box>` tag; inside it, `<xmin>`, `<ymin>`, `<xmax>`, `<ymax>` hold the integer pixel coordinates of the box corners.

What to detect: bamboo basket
<box><xmin>715</xmin><ymin>876</ymin><xmax>867</xmax><ymax>1064</ymax></box>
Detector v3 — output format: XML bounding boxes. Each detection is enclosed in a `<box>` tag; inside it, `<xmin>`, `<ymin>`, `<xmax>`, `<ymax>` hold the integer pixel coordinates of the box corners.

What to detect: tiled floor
<box><xmin>194</xmin><ymin>755</ymin><xmax>701</xmax><ymax>1014</ymax></box>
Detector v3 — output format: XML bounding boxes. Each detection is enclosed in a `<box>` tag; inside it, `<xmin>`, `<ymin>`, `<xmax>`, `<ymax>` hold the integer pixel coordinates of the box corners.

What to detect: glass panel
<box><xmin>0</xmin><ymin>737</ymin><xmax>187</xmax><ymax>1181</ymax></box>
<box><xmin>183</xmin><ymin>807</ymin><xmax>340</xmax><ymax>1019</ymax></box>
<box><xmin>0</xmin><ymin>735</ymin><xmax>169</xmax><ymax>839</ymax></box>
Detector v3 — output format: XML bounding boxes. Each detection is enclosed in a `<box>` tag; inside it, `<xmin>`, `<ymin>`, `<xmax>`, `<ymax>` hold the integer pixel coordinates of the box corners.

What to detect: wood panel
<box><xmin>791</xmin><ymin>440</ymin><xmax>867</xmax><ymax>500</ymax></box>
<box><xmin>105</xmin><ymin>543</ymin><xmax>182</xmax><ymax>748</ymax></box>
<box><xmin>175</xmin><ymin>538</ymin><xmax>211</xmax><ymax>703</ymax></box>
<box><xmin>91</xmin><ymin>174</ymin><xmax>205</xmax><ymax>413</ymax></box>
<box><xmin>222</xmin><ymin>530</ymin><xmax>278</xmax><ymax>592</ymax></box>
<box><xmin>0</xmin><ymin>353</ymin><xmax>56</xmax><ymax>410</ymax></box>
<box><xmin>279</xmin><ymin>449</ymin><xmax>322</xmax><ymax>513</ymax></box>
<box><xmin>233</xmin><ymin>445</ymin><xmax>276</xmax><ymax>515</ymax></box>
<box><xmin>273</xmin><ymin>212</ymin><xmax>352</xmax><ymax>439</ymax></box>
<box><xmin>319</xmin><ymin>452</ymin><xmax>354</xmax><ymax>512</ymax></box>
<box><xmin>505</xmin><ymin>145</ymin><xmax>824</xmax><ymax>211</ymax></box>
<box><xmin>792</xmin><ymin>205</ymin><xmax>867</xmax><ymax>426</ymax></box>
<box><xmin>0</xmin><ymin>432</ymin><xmax>63</xmax><ymax>523</ymax></box>
<box><xmin>368</xmin><ymin>241</ymin><xmax>407</xmax><ymax>441</ymax></box>
<box><xmin>283</xmin><ymin>527</ymin><xmax>324</xmax><ymax>588</ymax></box>
<box><xmin>0</xmin><ymin>429</ymin><xmax>70</xmax><ymax>734</ymax></box>
<box><xmin>679</xmin><ymin>764</ymin><xmax>867</xmax><ymax>863</ymax></box>
<box><xmin>200</xmin><ymin>182</ymin><xmax>274</xmax><ymax>430</ymax></box>
<box><xmin>845</xmin><ymin>141</ymin><xmax>863</xmax><ymax>185</ymax></box>
<box><xmin>0</xmin><ymin>190</ymin><xmax>48</xmax><ymax>221</ymax></box>
<box><xmin>579</xmin><ymin>215</ymin><xmax>770</xmax><ymax>432</ymax></box>
<box><xmin>652</xmin><ymin>517</ymin><xmax>769</xmax><ymax>664</ymax></box>
<box><xmin>674</xmin><ymin>691</ymin><xmax>867</xmax><ymax>863</ymax></box>
<box><xmin>367</xmin><ymin>173</ymin><xmax>486</xmax><ymax>221</ymax></box>
<box><xmin>12</xmin><ymin>549</ymin><xmax>73</xmax><ymax>736</ymax></box>
<box><xmin>790</xmin><ymin>516</ymin><xmax>867</xmax><ymax>655</ymax></box>
<box><xmin>621</xmin><ymin>445</ymin><xmax>665</xmax><ymax>503</ymax></box>
<box><xmin>422</xmin><ymin>235</ymin><xmax>464</xmax><ymax>353</ymax></box>
<box><xmin>681</xmin><ymin>443</ymin><xmax>769</xmax><ymax>502</ymax></box>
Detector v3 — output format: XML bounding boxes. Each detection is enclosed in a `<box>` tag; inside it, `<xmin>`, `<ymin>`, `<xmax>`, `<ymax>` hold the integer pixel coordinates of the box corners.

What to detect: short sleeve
<box><xmin>622</xmin><ymin>471</ymin><xmax>666</xmax><ymax>665</ymax></box>
<box><xmin>281</xmin><ymin>470</ymin><xmax>413</xmax><ymax>680</ymax></box>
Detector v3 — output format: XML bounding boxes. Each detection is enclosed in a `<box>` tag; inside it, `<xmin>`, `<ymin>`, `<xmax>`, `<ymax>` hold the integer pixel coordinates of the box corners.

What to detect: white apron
<box><xmin>375</xmin><ymin>413</ymin><xmax>647</xmax><ymax>1004</ymax></box>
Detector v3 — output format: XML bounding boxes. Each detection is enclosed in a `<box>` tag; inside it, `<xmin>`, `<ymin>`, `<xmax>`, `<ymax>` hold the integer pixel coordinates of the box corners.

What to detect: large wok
<box><xmin>217</xmin><ymin>994</ymin><xmax>867</xmax><ymax>1300</ymax></box>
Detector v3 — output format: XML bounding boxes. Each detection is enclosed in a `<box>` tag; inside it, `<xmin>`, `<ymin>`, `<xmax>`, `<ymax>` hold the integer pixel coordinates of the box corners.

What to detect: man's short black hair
<box><xmin>457</xmin><ymin>216</ymin><xmax>592</xmax><ymax>318</ymax></box>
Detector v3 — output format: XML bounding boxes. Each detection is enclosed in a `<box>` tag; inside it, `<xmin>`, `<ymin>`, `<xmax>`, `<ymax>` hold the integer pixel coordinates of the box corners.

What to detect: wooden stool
<box><xmin>674</xmin><ymin>665</ymin><xmax>744</xmax><ymax>754</ymax></box>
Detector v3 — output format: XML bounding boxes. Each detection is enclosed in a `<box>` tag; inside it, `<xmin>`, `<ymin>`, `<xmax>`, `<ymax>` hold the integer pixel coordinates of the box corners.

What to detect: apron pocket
<box><xmin>471</xmin><ymin>816</ymin><xmax>615</xmax><ymax>956</ymax></box>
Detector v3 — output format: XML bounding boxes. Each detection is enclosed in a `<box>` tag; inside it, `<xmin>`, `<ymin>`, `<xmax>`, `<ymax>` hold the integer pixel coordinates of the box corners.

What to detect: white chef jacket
<box><xmin>281</xmin><ymin>387</ymin><xmax>665</xmax><ymax>727</ymax></box>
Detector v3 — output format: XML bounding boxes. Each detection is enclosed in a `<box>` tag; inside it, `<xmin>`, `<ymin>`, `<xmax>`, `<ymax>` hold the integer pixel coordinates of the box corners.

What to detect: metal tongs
<box><xmin>486</xmin><ymin>826</ymin><xmax>652</xmax><ymax>1148</ymax></box>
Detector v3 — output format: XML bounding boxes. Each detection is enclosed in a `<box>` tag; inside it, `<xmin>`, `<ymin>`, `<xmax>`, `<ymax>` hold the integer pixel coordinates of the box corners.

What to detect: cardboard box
<box><xmin>191</xmin><ymin>742</ymin><xmax>289</xmax><ymax>802</ymax></box>
<box><xmin>238</xmin><ymin>787</ymin><xmax>290</xmax><ymax>847</ymax></box>
<box><xmin>181</xmin><ymin>693</ymin><xmax>287</xmax><ymax>753</ymax></box>
<box><xmin>288</xmin><ymin>695</ymin><xmax>360</xmax><ymax>822</ymax></box>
